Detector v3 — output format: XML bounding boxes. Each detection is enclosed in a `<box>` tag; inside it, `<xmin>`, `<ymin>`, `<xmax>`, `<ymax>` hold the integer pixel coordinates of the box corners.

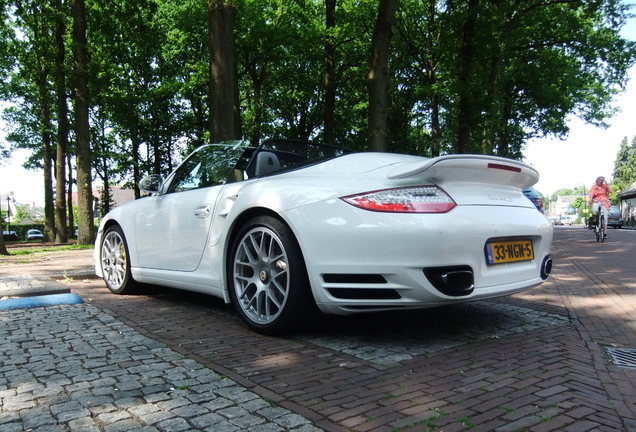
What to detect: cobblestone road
<box><xmin>0</xmin><ymin>228</ymin><xmax>635</xmax><ymax>431</ymax></box>
<box><xmin>0</xmin><ymin>304</ymin><xmax>320</xmax><ymax>432</ymax></box>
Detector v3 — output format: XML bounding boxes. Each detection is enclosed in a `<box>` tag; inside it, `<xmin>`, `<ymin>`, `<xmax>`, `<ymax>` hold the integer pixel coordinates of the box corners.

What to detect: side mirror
<box><xmin>139</xmin><ymin>174</ymin><xmax>163</xmax><ymax>194</ymax></box>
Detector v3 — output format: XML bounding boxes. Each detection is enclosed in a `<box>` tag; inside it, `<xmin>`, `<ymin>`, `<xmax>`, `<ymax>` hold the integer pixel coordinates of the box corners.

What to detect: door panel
<box><xmin>132</xmin><ymin>145</ymin><xmax>236</xmax><ymax>272</ymax></box>
<box><xmin>134</xmin><ymin>186</ymin><xmax>221</xmax><ymax>271</ymax></box>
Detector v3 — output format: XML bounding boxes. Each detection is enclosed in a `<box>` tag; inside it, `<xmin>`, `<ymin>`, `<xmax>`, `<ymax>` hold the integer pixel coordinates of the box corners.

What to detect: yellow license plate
<box><xmin>485</xmin><ymin>239</ymin><xmax>534</xmax><ymax>265</ymax></box>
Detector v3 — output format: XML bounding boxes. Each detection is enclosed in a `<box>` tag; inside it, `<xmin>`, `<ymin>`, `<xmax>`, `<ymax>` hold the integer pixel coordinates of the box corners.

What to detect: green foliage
<box><xmin>551</xmin><ymin>188</ymin><xmax>576</xmax><ymax>201</ymax></box>
<box><xmin>0</xmin><ymin>0</ymin><xmax>634</xmax><ymax>198</ymax></box>
<box><xmin>612</xmin><ymin>136</ymin><xmax>636</xmax><ymax>195</ymax></box>
<box><xmin>572</xmin><ymin>196</ymin><xmax>585</xmax><ymax>209</ymax></box>
<box><xmin>13</xmin><ymin>204</ymin><xmax>31</xmax><ymax>222</ymax></box>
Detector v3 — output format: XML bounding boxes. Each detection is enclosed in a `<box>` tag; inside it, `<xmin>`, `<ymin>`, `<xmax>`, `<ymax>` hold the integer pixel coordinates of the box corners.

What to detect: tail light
<box><xmin>341</xmin><ymin>186</ymin><xmax>456</xmax><ymax>213</ymax></box>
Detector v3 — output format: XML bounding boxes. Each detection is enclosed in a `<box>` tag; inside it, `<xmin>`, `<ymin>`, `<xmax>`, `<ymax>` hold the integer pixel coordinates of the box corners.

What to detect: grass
<box><xmin>459</xmin><ymin>416</ymin><xmax>476</xmax><ymax>428</ymax></box>
<box><xmin>6</xmin><ymin>243</ymin><xmax>93</xmax><ymax>256</ymax></box>
<box><xmin>389</xmin><ymin>408</ymin><xmax>449</xmax><ymax>431</ymax></box>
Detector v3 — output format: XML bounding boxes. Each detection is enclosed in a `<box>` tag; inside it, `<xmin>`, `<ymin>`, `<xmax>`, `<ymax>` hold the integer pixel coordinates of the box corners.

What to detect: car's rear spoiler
<box><xmin>387</xmin><ymin>154</ymin><xmax>539</xmax><ymax>189</ymax></box>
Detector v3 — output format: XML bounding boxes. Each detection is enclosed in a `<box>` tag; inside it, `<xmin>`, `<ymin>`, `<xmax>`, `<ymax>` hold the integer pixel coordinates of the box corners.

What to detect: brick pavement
<box><xmin>1</xmin><ymin>228</ymin><xmax>635</xmax><ymax>431</ymax></box>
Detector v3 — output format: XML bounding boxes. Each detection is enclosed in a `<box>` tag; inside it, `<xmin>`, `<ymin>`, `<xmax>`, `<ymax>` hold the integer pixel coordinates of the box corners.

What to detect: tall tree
<box><xmin>323</xmin><ymin>0</ymin><xmax>336</xmax><ymax>146</ymax></box>
<box><xmin>455</xmin><ymin>0</ymin><xmax>478</xmax><ymax>154</ymax></box>
<box><xmin>11</xmin><ymin>0</ymin><xmax>57</xmax><ymax>241</ymax></box>
<box><xmin>2</xmin><ymin>0</ymin><xmax>636</xmax><ymax>213</ymax></box>
<box><xmin>72</xmin><ymin>0</ymin><xmax>93</xmax><ymax>244</ymax></box>
<box><xmin>209</xmin><ymin>0</ymin><xmax>240</xmax><ymax>141</ymax></box>
<box><xmin>612</xmin><ymin>136</ymin><xmax>636</xmax><ymax>193</ymax></box>
<box><xmin>367</xmin><ymin>0</ymin><xmax>399</xmax><ymax>152</ymax></box>
<box><xmin>53</xmin><ymin>0</ymin><xmax>68</xmax><ymax>243</ymax></box>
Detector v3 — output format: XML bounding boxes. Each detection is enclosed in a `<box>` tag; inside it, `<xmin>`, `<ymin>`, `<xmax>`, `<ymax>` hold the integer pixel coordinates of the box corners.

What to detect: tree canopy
<box><xmin>0</xmin><ymin>0</ymin><xmax>634</xmax><ymax>244</ymax></box>
<box><xmin>612</xmin><ymin>135</ymin><xmax>636</xmax><ymax>196</ymax></box>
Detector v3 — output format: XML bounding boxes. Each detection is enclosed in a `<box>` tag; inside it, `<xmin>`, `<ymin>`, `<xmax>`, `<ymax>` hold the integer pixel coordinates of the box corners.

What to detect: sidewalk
<box><xmin>1</xmin><ymin>230</ymin><xmax>635</xmax><ymax>431</ymax></box>
<box><xmin>0</xmin><ymin>250</ymin><xmax>322</xmax><ymax>432</ymax></box>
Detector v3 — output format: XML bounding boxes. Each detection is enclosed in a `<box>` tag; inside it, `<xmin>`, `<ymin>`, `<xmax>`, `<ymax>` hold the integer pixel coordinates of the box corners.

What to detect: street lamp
<box><xmin>5</xmin><ymin>196</ymin><xmax>10</xmax><ymax>230</ymax></box>
<box><xmin>575</xmin><ymin>183</ymin><xmax>590</xmax><ymax>224</ymax></box>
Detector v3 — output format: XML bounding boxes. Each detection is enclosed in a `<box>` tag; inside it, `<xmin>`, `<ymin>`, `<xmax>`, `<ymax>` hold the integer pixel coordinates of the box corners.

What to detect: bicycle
<box><xmin>592</xmin><ymin>205</ymin><xmax>607</xmax><ymax>243</ymax></box>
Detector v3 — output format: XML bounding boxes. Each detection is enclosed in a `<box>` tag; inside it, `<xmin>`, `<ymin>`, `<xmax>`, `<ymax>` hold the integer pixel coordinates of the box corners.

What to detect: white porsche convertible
<box><xmin>95</xmin><ymin>139</ymin><xmax>553</xmax><ymax>334</ymax></box>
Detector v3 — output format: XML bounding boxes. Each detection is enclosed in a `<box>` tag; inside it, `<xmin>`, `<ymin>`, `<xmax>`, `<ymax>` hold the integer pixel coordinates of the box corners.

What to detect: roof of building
<box><xmin>618</xmin><ymin>181</ymin><xmax>636</xmax><ymax>199</ymax></box>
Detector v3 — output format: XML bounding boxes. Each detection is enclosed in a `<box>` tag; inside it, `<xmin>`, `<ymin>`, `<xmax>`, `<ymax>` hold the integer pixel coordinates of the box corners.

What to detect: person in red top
<box><xmin>588</xmin><ymin>176</ymin><xmax>612</xmax><ymax>234</ymax></box>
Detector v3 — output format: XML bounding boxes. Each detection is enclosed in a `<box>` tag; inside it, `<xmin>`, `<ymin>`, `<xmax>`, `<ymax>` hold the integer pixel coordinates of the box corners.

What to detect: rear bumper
<box><xmin>285</xmin><ymin>202</ymin><xmax>553</xmax><ymax>315</ymax></box>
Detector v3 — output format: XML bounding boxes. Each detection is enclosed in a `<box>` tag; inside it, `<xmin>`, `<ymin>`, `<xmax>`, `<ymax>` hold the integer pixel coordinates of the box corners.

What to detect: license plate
<box><xmin>485</xmin><ymin>239</ymin><xmax>534</xmax><ymax>265</ymax></box>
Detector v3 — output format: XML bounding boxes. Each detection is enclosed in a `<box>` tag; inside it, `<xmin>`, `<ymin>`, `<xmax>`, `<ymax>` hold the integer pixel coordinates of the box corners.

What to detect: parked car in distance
<box><xmin>26</xmin><ymin>229</ymin><xmax>45</xmax><ymax>240</ymax></box>
<box><xmin>523</xmin><ymin>187</ymin><xmax>543</xmax><ymax>212</ymax></box>
<box><xmin>607</xmin><ymin>205</ymin><xmax>622</xmax><ymax>229</ymax></box>
<box><xmin>2</xmin><ymin>230</ymin><xmax>18</xmax><ymax>241</ymax></box>
<box><xmin>560</xmin><ymin>215</ymin><xmax>576</xmax><ymax>226</ymax></box>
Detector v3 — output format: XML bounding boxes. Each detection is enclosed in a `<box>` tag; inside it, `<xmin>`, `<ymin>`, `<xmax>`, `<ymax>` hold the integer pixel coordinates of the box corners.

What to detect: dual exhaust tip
<box><xmin>425</xmin><ymin>254</ymin><xmax>553</xmax><ymax>297</ymax></box>
<box><xmin>541</xmin><ymin>255</ymin><xmax>552</xmax><ymax>280</ymax></box>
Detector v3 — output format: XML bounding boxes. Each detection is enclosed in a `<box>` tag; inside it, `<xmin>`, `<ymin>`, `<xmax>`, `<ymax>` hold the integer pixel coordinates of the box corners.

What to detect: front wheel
<box><xmin>228</xmin><ymin>216</ymin><xmax>314</xmax><ymax>335</ymax></box>
<box><xmin>100</xmin><ymin>225</ymin><xmax>138</xmax><ymax>294</ymax></box>
<box><xmin>600</xmin><ymin>215</ymin><xmax>606</xmax><ymax>243</ymax></box>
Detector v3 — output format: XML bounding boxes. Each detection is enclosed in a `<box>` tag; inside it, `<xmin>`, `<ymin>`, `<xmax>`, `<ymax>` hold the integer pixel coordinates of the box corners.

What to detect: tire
<box><xmin>595</xmin><ymin>224</ymin><xmax>600</xmax><ymax>242</ymax></box>
<box><xmin>100</xmin><ymin>225</ymin><xmax>138</xmax><ymax>294</ymax></box>
<box><xmin>228</xmin><ymin>215</ymin><xmax>314</xmax><ymax>335</ymax></box>
<box><xmin>600</xmin><ymin>215</ymin><xmax>606</xmax><ymax>243</ymax></box>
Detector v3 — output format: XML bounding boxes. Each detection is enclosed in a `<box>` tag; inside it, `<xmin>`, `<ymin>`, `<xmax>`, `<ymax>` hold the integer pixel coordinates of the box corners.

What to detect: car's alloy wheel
<box><xmin>229</xmin><ymin>216</ymin><xmax>313</xmax><ymax>334</ymax></box>
<box><xmin>101</xmin><ymin>225</ymin><xmax>137</xmax><ymax>294</ymax></box>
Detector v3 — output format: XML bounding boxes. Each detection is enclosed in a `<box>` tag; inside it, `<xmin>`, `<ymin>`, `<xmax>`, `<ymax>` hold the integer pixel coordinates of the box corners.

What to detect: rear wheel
<box><xmin>228</xmin><ymin>216</ymin><xmax>313</xmax><ymax>335</ymax></box>
<box><xmin>595</xmin><ymin>224</ymin><xmax>601</xmax><ymax>242</ymax></box>
<box><xmin>100</xmin><ymin>225</ymin><xmax>138</xmax><ymax>294</ymax></box>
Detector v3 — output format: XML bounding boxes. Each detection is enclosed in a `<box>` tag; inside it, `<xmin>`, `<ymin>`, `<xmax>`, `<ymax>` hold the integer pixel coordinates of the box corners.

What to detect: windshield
<box><xmin>164</xmin><ymin>139</ymin><xmax>351</xmax><ymax>194</ymax></box>
<box><xmin>165</xmin><ymin>140</ymin><xmax>255</xmax><ymax>193</ymax></box>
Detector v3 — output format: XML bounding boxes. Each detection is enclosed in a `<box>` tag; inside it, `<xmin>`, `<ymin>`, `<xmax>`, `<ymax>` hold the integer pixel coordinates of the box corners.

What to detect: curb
<box><xmin>0</xmin><ymin>292</ymin><xmax>84</xmax><ymax>311</ymax></box>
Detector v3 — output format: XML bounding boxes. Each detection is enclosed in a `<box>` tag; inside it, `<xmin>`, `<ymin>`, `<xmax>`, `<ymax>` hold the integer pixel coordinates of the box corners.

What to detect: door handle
<box><xmin>194</xmin><ymin>205</ymin><xmax>211</xmax><ymax>218</ymax></box>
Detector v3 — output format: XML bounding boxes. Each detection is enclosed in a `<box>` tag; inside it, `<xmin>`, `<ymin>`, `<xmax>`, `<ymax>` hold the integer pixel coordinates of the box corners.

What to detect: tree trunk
<box><xmin>208</xmin><ymin>0</ymin><xmax>239</xmax><ymax>142</ymax></box>
<box><xmin>38</xmin><ymin>68</ymin><xmax>56</xmax><ymax>243</ymax></box>
<box><xmin>132</xmin><ymin>133</ymin><xmax>141</xmax><ymax>199</ymax></box>
<box><xmin>54</xmin><ymin>0</ymin><xmax>68</xmax><ymax>243</ymax></box>
<box><xmin>367</xmin><ymin>0</ymin><xmax>399</xmax><ymax>152</ymax></box>
<box><xmin>456</xmin><ymin>0</ymin><xmax>478</xmax><ymax>154</ymax></box>
<box><xmin>481</xmin><ymin>53</ymin><xmax>503</xmax><ymax>155</ymax></box>
<box><xmin>428</xmin><ymin>0</ymin><xmax>441</xmax><ymax>157</ymax></box>
<box><xmin>324</xmin><ymin>0</ymin><xmax>336</xmax><ymax>146</ymax></box>
<box><xmin>72</xmin><ymin>0</ymin><xmax>94</xmax><ymax>245</ymax></box>
<box><xmin>67</xmin><ymin>153</ymin><xmax>74</xmax><ymax>235</ymax></box>
<box><xmin>98</xmin><ymin>121</ymin><xmax>112</xmax><ymax>215</ymax></box>
<box><xmin>0</xmin><ymin>212</ymin><xmax>8</xmax><ymax>255</ymax></box>
<box><xmin>247</xmin><ymin>70</ymin><xmax>265</xmax><ymax>147</ymax></box>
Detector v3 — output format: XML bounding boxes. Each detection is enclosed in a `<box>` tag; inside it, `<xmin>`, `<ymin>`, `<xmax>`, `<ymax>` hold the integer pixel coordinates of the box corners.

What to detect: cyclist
<box><xmin>588</xmin><ymin>176</ymin><xmax>612</xmax><ymax>236</ymax></box>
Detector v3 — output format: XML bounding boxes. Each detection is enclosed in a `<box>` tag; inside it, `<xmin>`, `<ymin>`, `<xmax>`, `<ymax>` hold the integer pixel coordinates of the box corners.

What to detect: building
<box><xmin>0</xmin><ymin>192</ymin><xmax>40</xmax><ymax>223</ymax></box>
<box><xmin>104</xmin><ymin>186</ymin><xmax>136</xmax><ymax>208</ymax></box>
<box><xmin>72</xmin><ymin>185</ymin><xmax>136</xmax><ymax>216</ymax></box>
<box><xmin>618</xmin><ymin>181</ymin><xmax>636</xmax><ymax>228</ymax></box>
<box><xmin>551</xmin><ymin>195</ymin><xmax>578</xmax><ymax>219</ymax></box>
<box><xmin>0</xmin><ymin>192</ymin><xmax>17</xmax><ymax>224</ymax></box>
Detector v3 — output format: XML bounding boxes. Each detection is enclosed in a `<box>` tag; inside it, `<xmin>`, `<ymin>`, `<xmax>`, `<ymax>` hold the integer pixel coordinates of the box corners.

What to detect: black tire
<box><xmin>100</xmin><ymin>225</ymin><xmax>138</xmax><ymax>294</ymax></box>
<box><xmin>228</xmin><ymin>215</ymin><xmax>314</xmax><ymax>335</ymax></box>
<box><xmin>600</xmin><ymin>215</ymin><xmax>606</xmax><ymax>243</ymax></box>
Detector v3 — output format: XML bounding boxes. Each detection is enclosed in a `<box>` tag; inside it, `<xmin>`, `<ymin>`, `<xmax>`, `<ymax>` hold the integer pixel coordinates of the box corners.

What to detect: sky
<box><xmin>523</xmin><ymin>66</ymin><xmax>636</xmax><ymax>197</ymax></box>
<box><xmin>517</xmin><ymin>16</ymin><xmax>636</xmax><ymax>198</ymax></box>
<box><xmin>1</xmin><ymin>14</ymin><xmax>635</xmax><ymax>207</ymax></box>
